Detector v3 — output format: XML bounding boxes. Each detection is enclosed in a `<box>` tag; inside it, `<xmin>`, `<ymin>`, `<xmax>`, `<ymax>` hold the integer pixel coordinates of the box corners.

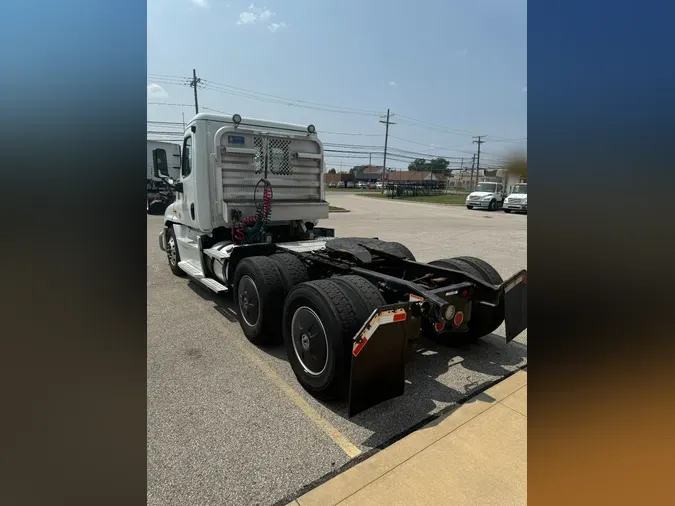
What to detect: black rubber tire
<box><xmin>268</xmin><ymin>253</ymin><xmax>309</xmax><ymax>293</ymax></box>
<box><xmin>466</xmin><ymin>205</ymin><xmax>473</xmax><ymax>210</ymax></box>
<box><xmin>426</xmin><ymin>257</ymin><xmax>504</xmax><ymax>344</ymax></box>
<box><xmin>165</xmin><ymin>227</ymin><xmax>186</xmax><ymax>277</ymax></box>
<box><xmin>429</xmin><ymin>258</ymin><xmax>484</xmax><ymax>280</ymax></box>
<box><xmin>233</xmin><ymin>256</ymin><xmax>286</xmax><ymax>345</ymax></box>
<box><xmin>331</xmin><ymin>275</ymin><xmax>386</xmax><ymax>321</ymax></box>
<box><xmin>504</xmin><ymin>209</ymin><xmax>511</xmax><ymax>213</ymax></box>
<box><xmin>488</xmin><ymin>199</ymin><xmax>496</xmax><ymax>211</ymax></box>
<box><xmin>387</xmin><ymin>242</ymin><xmax>416</xmax><ymax>261</ymax></box>
<box><xmin>452</xmin><ymin>256</ymin><xmax>503</xmax><ymax>285</ymax></box>
<box><xmin>282</xmin><ymin>279</ymin><xmax>366</xmax><ymax>400</ymax></box>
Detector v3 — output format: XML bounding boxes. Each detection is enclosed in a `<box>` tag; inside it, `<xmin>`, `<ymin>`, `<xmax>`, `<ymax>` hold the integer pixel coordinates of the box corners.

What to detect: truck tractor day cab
<box><xmin>158</xmin><ymin>113</ymin><xmax>528</xmax><ymax>416</ymax></box>
<box><xmin>465</xmin><ymin>181</ymin><xmax>505</xmax><ymax>211</ymax></box>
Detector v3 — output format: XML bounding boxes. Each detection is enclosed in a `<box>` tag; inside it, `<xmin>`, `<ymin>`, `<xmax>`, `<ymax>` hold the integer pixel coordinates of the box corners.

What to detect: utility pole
<box><xmin>470</xmin><ymin>153</ymin><xmax>476</xmax><ymax>189</ymax></box>
<box><xmin>189</xmin><ymin>69</ymin><xmax>202</xmax><ymax>115</ymax></box>
<box><xmin>472</xmin><ymin>135</ymin><xmax>485</xmax><ymax>186</ymax></box>
<box><xmin>379</xmin><ymin>109</ymin><xmax>395</xmax><ymax>193</ymax></box>
<box><xmin>369</xmin><ymin>153</ymin><xmax>372</xmax><ymax>166</ymax></box>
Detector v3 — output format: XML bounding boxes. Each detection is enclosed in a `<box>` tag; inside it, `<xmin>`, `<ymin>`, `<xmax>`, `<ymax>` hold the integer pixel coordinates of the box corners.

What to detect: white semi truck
<box><xmin>465</xmin><ymin>181</ymin><xmax>505</xmax><ymax>211</ymax></box>
<box><xmin>147</xmin><ymin>140</ymin><xmax>181</xmax><ymax>214</ymax></box>
<box><xmin>503</xmin><ymin>182</ymin><xmax>527</xmax><ymax>213</ymax></box>
<box><xmin>157</xmin><ymin>112</ymin><xmax>528</xmax><ymax>416</ymax></box>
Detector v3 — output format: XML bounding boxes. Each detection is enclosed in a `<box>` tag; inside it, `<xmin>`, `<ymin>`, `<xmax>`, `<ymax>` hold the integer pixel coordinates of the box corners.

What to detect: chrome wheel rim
<box><xmin>167</xmin><ymin>236</ymin><xmax>177</xmax><ymax>266</ymax></box>
<box><xmin>291</xmin><ymin>306</ymin><xmax>329</xmax><ymax>376</ymax></box>
<box><xmin>238</xmin><ymin>276</ymin><xmax>261</xmax><ymax>327</ymax></box>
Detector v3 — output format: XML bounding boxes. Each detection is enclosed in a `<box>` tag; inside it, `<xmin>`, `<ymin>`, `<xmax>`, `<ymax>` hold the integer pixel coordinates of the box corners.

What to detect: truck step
<box><xmin>178</xmin><ymin>260</ymin><xmax>204</xmax><ymax>278</ymax></box>
<box><xmin>177</xmin><ymin>237</ymin><xmax>198</xmax><ymax>247</ymax></box>
<box><xmin>199</xmin><ymin>277</ymin><xmax>228</xmax><ymax>293</ymax></box>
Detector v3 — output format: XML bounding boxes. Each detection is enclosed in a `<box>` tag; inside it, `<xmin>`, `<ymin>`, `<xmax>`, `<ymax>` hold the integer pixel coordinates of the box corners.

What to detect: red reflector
<box><xmin>454</xmin><ymin>311</ymin><xmax>464</xmax><ymax>326</ymax></box>
<box><xmin>393</xmin><ymin>311</ymin><xmax>406</xmax><ymax>322</ymax></box>
<box><xmin>461</xmin><ymin>289</ymin><xmax>468</xmax><ymax>297</ymax></box>
<box><xmin>434</xmin><ymin>321</ymin><xmax>445</xmax><ymax>333</ymax></box>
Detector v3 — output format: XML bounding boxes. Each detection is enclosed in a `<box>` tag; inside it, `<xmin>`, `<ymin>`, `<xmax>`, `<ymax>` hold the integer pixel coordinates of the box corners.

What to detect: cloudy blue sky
<box><xmin>148</xmin><ymin>0</ymin><xmax>526</xmax><ymax>171</ymax></box>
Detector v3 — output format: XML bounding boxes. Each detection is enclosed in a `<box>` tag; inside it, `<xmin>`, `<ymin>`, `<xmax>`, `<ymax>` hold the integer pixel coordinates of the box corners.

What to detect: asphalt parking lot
<box><xmin>147</xmin><ymin>194</ymin><xmax>527</xmax><ymax>506</ymax></box>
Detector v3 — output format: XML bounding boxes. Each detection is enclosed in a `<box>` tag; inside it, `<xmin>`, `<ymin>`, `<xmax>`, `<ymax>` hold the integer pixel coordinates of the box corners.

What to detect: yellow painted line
<box><xmin>231</xmin><ymin>335</ymin><xmax>362</xmax><ymax>459</ymax></box>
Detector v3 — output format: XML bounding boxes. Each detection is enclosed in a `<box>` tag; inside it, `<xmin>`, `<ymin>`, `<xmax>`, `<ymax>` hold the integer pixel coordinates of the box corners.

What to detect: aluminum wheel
<box><xmin>291</xmin><ymin>306</ymin><xmax>329</xmax><ymax>376</ymax></box>
<box><xmin>238</xmin><ymin>275</ymin><xmax>261</xmax><ymax>327</ymax></box>
<box><xmin>167</xmin><ymin>235</ymin><xmax>178</xmax><ymax>267</ymax></box>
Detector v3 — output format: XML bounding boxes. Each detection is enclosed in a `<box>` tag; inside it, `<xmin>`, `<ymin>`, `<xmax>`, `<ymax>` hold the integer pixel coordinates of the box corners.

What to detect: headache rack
<box><xmin>214</xmin><ymin>127</ymin><xmax>329</xmax><ymax>224</ymax></box>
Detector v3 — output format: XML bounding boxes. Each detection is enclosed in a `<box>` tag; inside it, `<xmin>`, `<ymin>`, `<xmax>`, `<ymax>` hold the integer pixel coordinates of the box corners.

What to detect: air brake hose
<box><xmin>233</xmin><ymin>178</ymin><xmax>273</xmax><ymax>244</ymax></box>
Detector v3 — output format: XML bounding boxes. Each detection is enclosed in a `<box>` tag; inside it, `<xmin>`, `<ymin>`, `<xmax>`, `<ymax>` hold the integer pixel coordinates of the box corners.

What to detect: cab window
<box><xmin>181</xmin><ymin>136</ymin><xmax>192</xmax><ymax>178</ymax></box>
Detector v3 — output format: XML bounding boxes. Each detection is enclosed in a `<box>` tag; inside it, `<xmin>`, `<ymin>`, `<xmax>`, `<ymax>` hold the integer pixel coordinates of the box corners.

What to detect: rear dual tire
<box><xmin>426</xmin><ymin>256</ymin><xmax>504</xmax><ymax>345</ymax></box>
<box><xmin>282</xmin><ymin>276</ymin><xmax>385</xmax><ymax>400</ymax></box>
<box><xmin>232</xmin><ymin>253</ymin><xmax>310</xmax><ymax>346</ymax></box>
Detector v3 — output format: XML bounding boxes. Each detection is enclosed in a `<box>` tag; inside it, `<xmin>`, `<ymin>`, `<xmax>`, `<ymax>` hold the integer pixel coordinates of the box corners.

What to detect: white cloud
<box><xmin>258</xmin><ymin>10</ymin><xmax>275</xmax><ymax>21</ymax></box>
<box><xmin>237</xmin><ymin>11</ymin><xmax>257</xmax><ymax>24</ymax></box>
<box><xmin>522</xmin><ymin>86</ymin><xmax>527</xmax><ymax>93</ymax></box>
<box><xmin>268</xmin><ymin>22</ymin><xmax>287</xmax><ymax>33</ymax></box>
<box><xmin>237</xmin><ymin>4</ymin><xmax>280</xmax><ymax>25</ymax></box>
<box><xmin>190</xmin><ymin>0</ymin><xmax>208</xmax><ymax>7</ymax></box>
<box><xmin>455</xmin><ymin>48</ymin><xmax>468</xmax><ymax>56</ymax></box>
<box><xmin>389</xmin><ymin>81</ymin><xmax>398</xmax><ymax>86</ymax></box>
<box><xmin>147</xmin><ymin>84</ymin><xmax>168</xmax><ymax>99</ymax></box>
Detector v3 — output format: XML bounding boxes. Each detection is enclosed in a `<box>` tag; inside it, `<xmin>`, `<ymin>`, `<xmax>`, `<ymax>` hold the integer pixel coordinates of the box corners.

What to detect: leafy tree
<box><xmin>408</xmin><ymin>157</ymin><xmax>450</xmax><ymax>174</ymax></box>
<box><xmin>408</xmin><ymin>158</ymin><xmax>428</xmax><ymax>171</ymax></box>
<box><xmin>428</xmin><ymin>157</ymin><xmax>449</xmax><ymax>173</ymax></box>
<box><xmin>349</xmin><ymin>165</ymin><xmax>368</xmax><ymax>175</ymax></box>
<box><xmin>328</xmin><ymin>168</ymin><xmax>337</xmax><ymax>174</ymax></box>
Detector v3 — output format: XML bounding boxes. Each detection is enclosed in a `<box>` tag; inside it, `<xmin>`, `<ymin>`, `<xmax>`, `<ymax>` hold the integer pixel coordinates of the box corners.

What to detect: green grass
<box><xmin>329</xmin><ymin>205</ymin><xmax>350</xmax><ymax>212</ymax></box>
<box><xmin>360</xmin><ymin>192</ymin><xmax>467</xmax><ymax>206</ymax></box>
<box><xmin>326</xmin><ymin>187</ymin><xmax>379</xmax><ymax>193</ymax></box>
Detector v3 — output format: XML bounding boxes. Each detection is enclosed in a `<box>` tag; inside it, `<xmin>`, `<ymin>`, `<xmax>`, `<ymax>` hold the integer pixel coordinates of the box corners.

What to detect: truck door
<box><xmin>178</xmin><ymin>134</ymin><xmax>198</xmax><ymax>228</ymax></box>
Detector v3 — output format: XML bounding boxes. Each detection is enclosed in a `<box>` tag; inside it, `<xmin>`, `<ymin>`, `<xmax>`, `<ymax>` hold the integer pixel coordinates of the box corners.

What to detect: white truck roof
<box><xmin>187</xmin><ymin>113</ymin><xmax>314</xmax><ymax>134</ymax></box>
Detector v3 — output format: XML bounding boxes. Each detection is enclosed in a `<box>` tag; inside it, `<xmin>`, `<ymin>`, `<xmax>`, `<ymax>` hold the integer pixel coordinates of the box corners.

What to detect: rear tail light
<box><xmin>454</xmin><ymin>311</ymin><xmax>464</xmax><ymax>326</ymax></box>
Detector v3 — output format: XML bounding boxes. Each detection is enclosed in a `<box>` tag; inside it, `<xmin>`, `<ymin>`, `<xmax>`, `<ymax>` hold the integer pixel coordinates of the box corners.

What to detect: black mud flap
<box><xmin>502</xmin><ymin>270</ymin><xmax>528</xmax><ymax>342</ymax></box>
<box><xmin>347</xmin><ymin>302</ymin><xmax>417</xmax><ymax>418</ymax></box>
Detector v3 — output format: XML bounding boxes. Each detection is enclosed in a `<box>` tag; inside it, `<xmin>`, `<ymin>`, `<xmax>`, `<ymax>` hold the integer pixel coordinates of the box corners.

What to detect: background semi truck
<box><xmin>158</xmin><ymin>113</ymin><xmax>528</xmax><ymax>416</ymax></box>
<box><xmin>147</xmin><ymin>140</ymin><xmax>181</xmax><ymax>215</ymax></box>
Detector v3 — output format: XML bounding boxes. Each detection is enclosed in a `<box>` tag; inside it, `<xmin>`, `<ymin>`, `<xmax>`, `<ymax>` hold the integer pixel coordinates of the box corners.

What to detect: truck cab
<box><xmin>465</xmin><ymin>182</ymin><xmax>505</xmax><ymax>211</ymax></box>
<box><xmin>160</xmin><ymin>113</ymin><xmax>329</xmax><ymax>289</ymax></box>
<box><xmin>503</xmin><ymin>182</ymin><xmax>527</xmax><ymax>213</ymax></box>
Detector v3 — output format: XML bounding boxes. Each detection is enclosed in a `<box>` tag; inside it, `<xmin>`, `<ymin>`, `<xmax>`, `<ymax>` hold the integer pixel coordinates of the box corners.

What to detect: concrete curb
<box><xmin>296</xmin><ymin>371</ymin><xmax>527</xmax><ymax>506</ymax></box>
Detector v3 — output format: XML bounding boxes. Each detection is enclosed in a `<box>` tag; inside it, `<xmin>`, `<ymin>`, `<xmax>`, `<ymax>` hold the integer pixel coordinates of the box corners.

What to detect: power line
<box><xmin>147</xmin><ymin>73</ymin><xmax>525</xmax><ymax>143</ymax></box>
<box><xmin>147</xmin><ymin>72</ymin><xmax>384</xmax><ymax>117</ymax></box>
